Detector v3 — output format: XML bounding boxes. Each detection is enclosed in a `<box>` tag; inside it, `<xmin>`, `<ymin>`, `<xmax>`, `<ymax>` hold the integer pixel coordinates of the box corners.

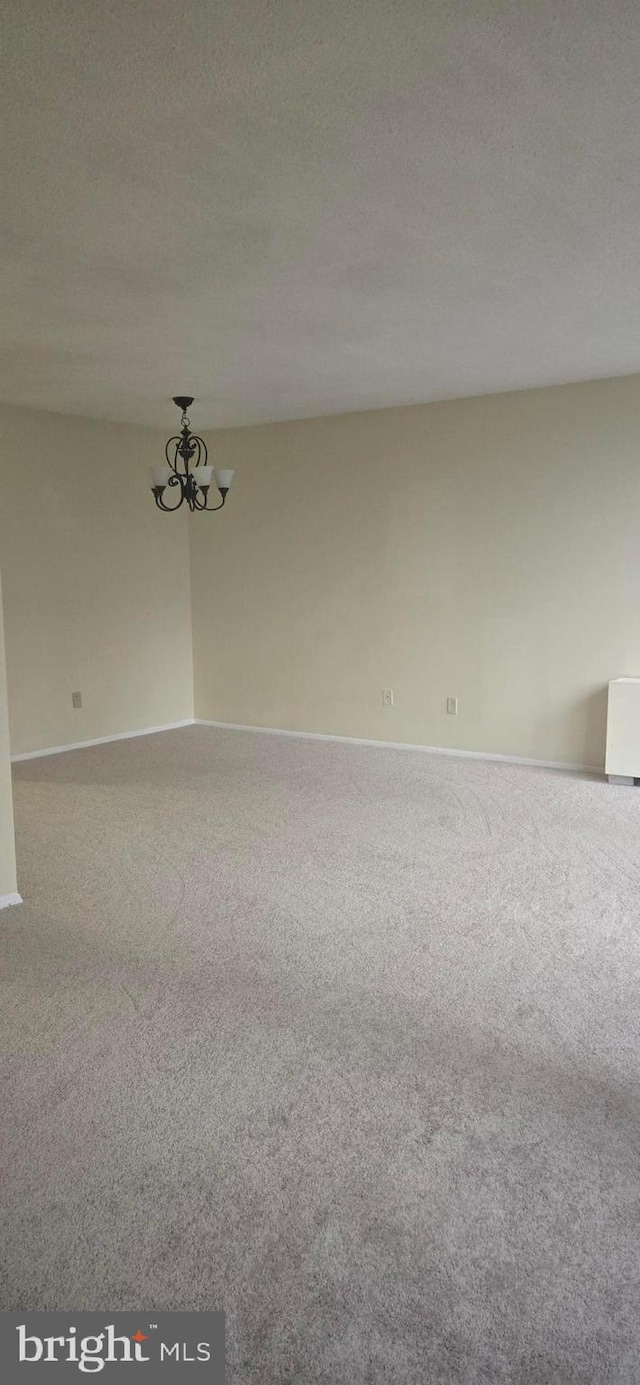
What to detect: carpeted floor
<box><xmin>2</xmin><ymin>725</ymin><xmax>640</xmax><ymax>1382</ymax></box>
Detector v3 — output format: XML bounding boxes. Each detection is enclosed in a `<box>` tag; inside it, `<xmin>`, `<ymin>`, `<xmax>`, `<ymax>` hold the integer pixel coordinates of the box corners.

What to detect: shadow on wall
<box><xmin>583</xmin><ymin>686</ymin><xmax>608</xmax><ymax>771</ymax></box>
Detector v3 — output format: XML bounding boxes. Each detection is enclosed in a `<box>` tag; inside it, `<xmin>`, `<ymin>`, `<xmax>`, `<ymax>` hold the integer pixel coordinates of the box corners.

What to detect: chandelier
<box><xmin>150</xmin><ymin>397</ymin><xmax>235</xmax><ymax>512</ymax></box>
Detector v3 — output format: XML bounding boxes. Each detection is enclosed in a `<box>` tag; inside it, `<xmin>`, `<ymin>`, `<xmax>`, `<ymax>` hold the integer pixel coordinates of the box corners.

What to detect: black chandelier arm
<box><xmin>191</xmin><ymin>488</ymin><xmax>227</xmax><ymax>512</ymax></box>
<box><xmin>187</xmin><ymin>434</ymin><xmax>207</xmax><ymax>467</ymax></box>
<box><xmin>154</xmin><ymin>491</ymin><xmax>185</xmax><ymax>511</ymax></box>
<box><xmin>153</xmin><ymin>481</ymin><xmax>227</xmax><ymax>514</ymax></box>
<box><xmin>165</xmin><ymin>432</ymin><xmax>208</xmax><ymax>471</ymax></box>
<box><xmin>165</xmin><ymin>435</ymin><xmax>184</xmax><ymax>473</ymax></box>
<box><xmin>153</xmin><ymin>473</ymin><xmax>185</xmax><ymax>511</ymax></box>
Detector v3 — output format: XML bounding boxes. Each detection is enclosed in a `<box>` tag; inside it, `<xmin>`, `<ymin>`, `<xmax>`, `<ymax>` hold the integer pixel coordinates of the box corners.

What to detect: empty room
<box><xmin>2</xmin><ymin>2</ymin><xmax>640</xmax><ymax>1381</ymax></box>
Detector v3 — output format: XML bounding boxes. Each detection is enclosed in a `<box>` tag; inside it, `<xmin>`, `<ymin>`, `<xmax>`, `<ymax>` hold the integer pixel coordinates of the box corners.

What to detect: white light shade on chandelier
<box><xmin>150</xmin><ymin>397</ymin><xmax>237</xmax><ymax>515</ymax></box>
<box><xmin>151</xmin><ymin>464</ymin><xmax>172</xmax><ymax>488</ymax></box>
<box><xmin>214</xmin><ymin>470</ymin><xmax>235</xmax><ymax>490</ymax></box>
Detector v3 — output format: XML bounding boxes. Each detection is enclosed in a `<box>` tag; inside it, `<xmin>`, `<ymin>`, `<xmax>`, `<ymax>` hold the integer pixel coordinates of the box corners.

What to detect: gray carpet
<box><xmin>2</xmin><ymin>725</ymin><xmax>640</xmax><ymax>1382</ymax></box>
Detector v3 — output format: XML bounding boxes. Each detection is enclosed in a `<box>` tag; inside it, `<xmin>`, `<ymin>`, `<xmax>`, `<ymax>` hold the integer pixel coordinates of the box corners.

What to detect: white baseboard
<box><xmin>194</xmin><ymin>718</ymin><xmax>600</xmax><ymax>774</ymax></box>
<box><xmin>11</xmin><ymin>719</ymin><xmax>195</xmax><ymax>763</ymax></box>
<box><xmin>0</xmin><ymin>892</ymin><xmax>23</xmax><ymax>910</ymax></box>
<box><xmin>9</xmin><ymin>714</ymin><xmax>600</xmax><ymax>775</ymax></box>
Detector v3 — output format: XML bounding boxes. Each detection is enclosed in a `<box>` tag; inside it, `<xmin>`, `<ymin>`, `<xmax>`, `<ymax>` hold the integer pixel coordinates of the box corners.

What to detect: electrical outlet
<box><xmin>72</xmin><ymin>691</ymin><xmax>82</xmax><ymax>709</ymax></box>
<box><xmin>382</xmin><ymin>688</ymin><xmax>394</xmax><ymax>708</ymax></box>
<box><xmin>446</xmin><ymin>697</ymin><xmax>458</xmax><ymax>715</ymax></box>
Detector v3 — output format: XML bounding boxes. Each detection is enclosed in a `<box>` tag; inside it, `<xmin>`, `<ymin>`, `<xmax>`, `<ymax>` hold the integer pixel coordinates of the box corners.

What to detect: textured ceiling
<box><xmin>3</xmin><ymin>0</ymin><xmax>640</xmax><ymax>428</ymax></box>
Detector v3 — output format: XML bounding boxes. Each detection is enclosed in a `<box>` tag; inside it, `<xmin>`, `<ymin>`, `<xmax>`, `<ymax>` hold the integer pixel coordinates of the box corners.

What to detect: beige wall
<box><xmin>0</xmin><ymin>406</ymin><xmax>193</xmax><ymax>756</ymax></box>
<box><xmin>191</xmin><ymin>375</ymin><xmax>640</xmax><ymax>769</ymax></box>
<box><xmin>3</xmin><ymin>377</ymin><xmax>640</xmax><ymax>772</ymax></box>
<box><xmin>0</xmin><ymin>569</ymin><xmax>18</xmax><ymax>901</ymax></box>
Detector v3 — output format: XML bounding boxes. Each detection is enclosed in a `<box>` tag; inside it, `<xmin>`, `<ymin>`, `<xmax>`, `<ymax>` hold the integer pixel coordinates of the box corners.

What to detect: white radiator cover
<box><xmin>605</xmin><ymin>679</ymin><xmax>640</xmax><ymax>782</ymax></box>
